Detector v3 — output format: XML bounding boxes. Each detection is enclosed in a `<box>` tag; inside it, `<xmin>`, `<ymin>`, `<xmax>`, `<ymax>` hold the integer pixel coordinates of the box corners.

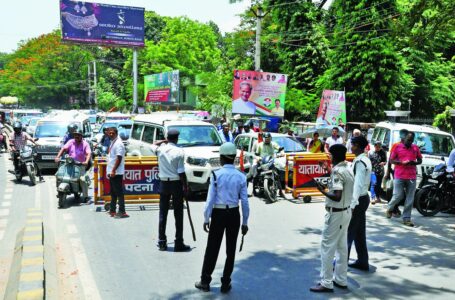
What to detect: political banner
<box><xmin>101</xmin><ymin>164</ymin><xmax>160</xmax><ymax>196</ymax></box>
<box><xmin>144</xmin><ymin>71</ymin><xmax>180</xmax><ymax>103</ymax></box>
<box><xmin>60</xmin><ymin>0</ymin><xmax>144</xmax><ymax>47</ymax></box>
<box><xmin>316</xmin><ymin>90</ymin><xmax>346</xmax><ymax>126</ymax></box>
<box><xmin>232</xmin><ymin>70</ymin><xmax>287</xmax><ymax>117</ymax></box>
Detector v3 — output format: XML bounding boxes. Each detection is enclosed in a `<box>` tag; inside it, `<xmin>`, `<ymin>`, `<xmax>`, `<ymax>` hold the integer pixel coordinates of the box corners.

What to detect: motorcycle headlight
<box><xmin>66</xmin><ymin>156</ymin><xmax>74</xmax><ymax>164</ymax></box>
<box><xmin>431</xmin><ymin>172</ymin><xmax>442</xmax><ymax>179</ymax></box>
<box><xmin>187</xmin><ymin>156</ymin><xmax>208</xmax><ymax>167</ymax></box>
<box><xmin>426</xmin><ymin>167</ymin><xmax>434</xmax><ymax>176</ymax></box>
<box><xmin>20</xmin><ymin>149</ymin><xmax>32</xmax><ymax>158</ymax></box>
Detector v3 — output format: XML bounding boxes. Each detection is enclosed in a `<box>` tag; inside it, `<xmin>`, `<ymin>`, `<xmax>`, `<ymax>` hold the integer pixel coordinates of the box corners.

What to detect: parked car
<box><xmin>127</xmin><ymin>112</ymin><xmax>223</xmax><ymax>193</ymax></box>
<box><xmin>93</xmin><ymin>120</ymin><xmax>133</xmax><ymax>143</ymax></box>
<box><xmin>25</xmin><ymin>117</ymin><xmax>41</xmax><ymax>137</ymax></box>
<box><xmin>371</xmin><ymin>121</ymin><xmax>455</xmax><ymax>200</ymax></box>
<box><xmin>34</xmin><ymin>111</ymin><xmax>93</xmax><ymax>170</ymax></box>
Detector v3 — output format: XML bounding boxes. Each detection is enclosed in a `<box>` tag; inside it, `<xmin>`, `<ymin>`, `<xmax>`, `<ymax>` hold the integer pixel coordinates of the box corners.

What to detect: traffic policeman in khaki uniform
<box><xmin>348</xmin><ymin>136</ymin><xmax>372</xmax><ymax>271</ymax></box>
<box><xmin>151</xmin><ymin>129</ymin><xmax>190</xmax><ymax>252</ymax></box>
<box><xmin>195</xmin><ymin>142</ymin><xmax>249</xmax><ymax>294</ymax></box>
<box><xmin>311</xmin><ymin>144</ymin><xmax>354</xmax><ymax>293</ymax></box>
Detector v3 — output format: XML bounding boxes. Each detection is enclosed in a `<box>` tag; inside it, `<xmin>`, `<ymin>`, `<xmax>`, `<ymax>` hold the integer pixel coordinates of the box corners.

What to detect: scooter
<box><xmin>11</xmin><ymin>144</ymin><xmax>38</xmax><ymax>185</ymax></box>
<box><xmin>55</xmin><ymin>156</ymin><xmax>88</xmax><ymax>208</ymax></box>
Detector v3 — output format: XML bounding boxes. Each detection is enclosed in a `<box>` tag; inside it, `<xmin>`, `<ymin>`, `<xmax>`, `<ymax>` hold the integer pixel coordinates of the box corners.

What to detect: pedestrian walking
<box><xmin>369</xmin><ymin>141</ymin><xmax>387</xmax><ymax>204</ymax></box>
<box><xmin>195</xmin><ymin>142</ymin><xmax>249</xmax><ymax>294</ymax></box>
<box><xmin>386</xmin><ymin>131</ymin><xmax>422</xmax><ymax>227</ymax></box>
<box><xmin>151</xmin><ymin>129</ymin><xmax>190</xmax><ymax>252</ymax></box>
<box><xmin>347</xmin><ymin>136</ymin><xmax>372</xmax><ymax>271</ymax></box>
<box><xmin>106</xmin><ymin>126</ymin><xmax>128</xmax><ymax>218</ymax></box>
<box><xmin>384</xmin><ymin>129</ymin><xmax>409</xmax><ymax>217</ymax></box>
<box><xmin>310</xmin><ymin>144</ymin><xmax>354</xmax><ymax>293</ymax></box>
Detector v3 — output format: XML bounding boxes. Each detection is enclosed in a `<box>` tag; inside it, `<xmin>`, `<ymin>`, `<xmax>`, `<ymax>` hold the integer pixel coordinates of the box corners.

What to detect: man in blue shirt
<box><xmin>447</xmin><ymin>149</ymin><xmax>455</xmax><ymax>174</ymax></box>
<box><xmin>195</xmin><ymin>142</ymin><xmax>249</xmax><ymax>294</ymax></box>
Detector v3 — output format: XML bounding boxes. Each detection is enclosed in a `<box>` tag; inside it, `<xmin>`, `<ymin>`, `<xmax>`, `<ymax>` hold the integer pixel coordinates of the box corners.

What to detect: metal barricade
<box><xmin>284</xmin><ymin>152</ymin><xmax>355</xmax><ymax>200</ymax></box>
<box><xmin>93</xmin><ymin>156</ymin><xmax>160</xmax><ymax>209</ymax></box>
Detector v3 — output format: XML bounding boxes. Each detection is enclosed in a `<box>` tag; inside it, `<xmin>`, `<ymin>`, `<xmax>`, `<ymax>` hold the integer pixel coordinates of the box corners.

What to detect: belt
<box><xmin>325</xmin><ymin>206</ymin><xmax>349</xmax><ymax>212</ymax></box>
<box><xmin>159</xmin><ymin>177</ymin><xmax>180</xmax><ymax>181</ymax></box>
<box><xmin>214</xmin><ymin>204</ymin><xmax>239</xmax><ymax>209</ymax></box>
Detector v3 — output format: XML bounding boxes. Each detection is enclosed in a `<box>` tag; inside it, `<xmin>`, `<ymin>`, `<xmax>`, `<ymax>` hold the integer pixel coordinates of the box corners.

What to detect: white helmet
<box><xmin>220</xmin><ymin>142</ymin><xmax>237</xmax><ymax>156</ymax></box>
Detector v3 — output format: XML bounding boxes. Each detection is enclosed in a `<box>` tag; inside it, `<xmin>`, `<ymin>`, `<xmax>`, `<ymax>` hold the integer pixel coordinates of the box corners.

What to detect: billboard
<box><xmin>144</xmin><ymin>71</ymin><xmax>180</xmax><ymax>103</ymax></box>
<box><xmin>316</xmin><ymin>90</ymin><xmax>346</xmax><ymax>126</ymax></box>
<box><xmin>101</xmin><ymin>164</ymin><xmax>160</xmax><ymax>195</ymax></box>
<box><xmin>60</xmin><ymin>0</ymin><xmax>144</xmax><ymax>47</ymax></box>
<box><xmin>232</xmin><ymin>70</ymin><xmax>287</xmax><ymax>117</ymax></box>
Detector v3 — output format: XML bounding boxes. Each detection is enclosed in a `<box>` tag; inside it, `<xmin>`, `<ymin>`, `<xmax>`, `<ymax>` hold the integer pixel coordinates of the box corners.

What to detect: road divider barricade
<box><xmin>284</xmin><ymin>153</ymin><xmax>355</xmax><ymax>200</ymax></box>
<box><xmin>5</xmin><ymin>208</ymin><xmax>44</xmax><ymax>300</ymax></box>
<box><xmin>93</xmin><ymin>156</ymin><xmax>160</xmax><ymax>210</ymax></box>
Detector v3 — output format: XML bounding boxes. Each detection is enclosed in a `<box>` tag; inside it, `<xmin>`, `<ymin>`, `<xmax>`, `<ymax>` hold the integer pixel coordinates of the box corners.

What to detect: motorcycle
<box><xmin>252</xmin><ymin>148</ymin><xmax>284</xmax><ymax>203</ymax></box>
<box><xmin>55</xmin><ymin>156</ymin><xmax>87</xmax><ymax>208</ymax></box>
<box><xmin>12</xmin><ymin>144</ymin><xmax>38</xmax><ymax>185</ymax></box>
<box><xmin>0</xmin><ymin>127</ymin><xmax>7</xmax><ymax>152</ymax></box>
<box><xmin>415</xmin><ymin>162</ymin><xmax>455</xmax><ymax>216</ymax></box>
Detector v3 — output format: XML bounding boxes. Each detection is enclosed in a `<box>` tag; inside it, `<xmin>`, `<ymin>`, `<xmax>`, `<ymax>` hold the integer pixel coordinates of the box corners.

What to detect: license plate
<box><xmin>41</xmin><ymin>155</ymin><xmax>56</xmax><ymax>160</ymax></box>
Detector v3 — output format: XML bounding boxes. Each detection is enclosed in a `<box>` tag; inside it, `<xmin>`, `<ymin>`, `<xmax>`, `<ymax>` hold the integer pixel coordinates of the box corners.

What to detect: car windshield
<box><xmin>274</xmin><ymin>136</ymin><xmax>305</xmax><ymax>152</ymax></box>
<box><xmin>34</xmin><ymin>122</ymin><xmax>68</xmax><ymax>138</ymax></box>
<box><xmin>168</xmin><ymin>125</ymin><xmax>222</xmax><ymax>147</ymax></box>
<box><xmin>28</xmin><ymin>118</ymin><xmax>39</xmax><ymax>126</ymax></box>
<box><xmin>392</xmin><ymin>130</ymin><xmax>455</xmax><ymax>156</ymax></box>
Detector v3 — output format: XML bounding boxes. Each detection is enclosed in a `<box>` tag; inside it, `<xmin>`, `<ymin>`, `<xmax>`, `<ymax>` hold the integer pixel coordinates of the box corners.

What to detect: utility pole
<box><xmin>251</xmin><ymin>6</ymin><xmax>267</xmax><ymax>71</ymax></box>
<box><xmin>132</xmin><ymin>48</ymin><xmax>138</xmax><ymax>113</ymax></box>
<box><xmin>93</xmin><ymin>60</ymin><xmax>97</xmax><ymax>110</ymax></box>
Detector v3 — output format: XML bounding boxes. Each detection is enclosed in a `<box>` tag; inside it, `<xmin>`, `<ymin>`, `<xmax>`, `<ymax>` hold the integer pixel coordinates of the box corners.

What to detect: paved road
<box><xmin>1</xmin><ymin>152</ymin><xmax>455</xmax><ymax>299</ymax></box>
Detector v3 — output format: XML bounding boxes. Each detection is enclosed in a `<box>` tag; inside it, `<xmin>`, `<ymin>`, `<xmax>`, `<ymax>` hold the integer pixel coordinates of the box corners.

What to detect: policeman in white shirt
<box><xmin>447</xmin><ymin>149</ymin><xmax>455</xmax><ymax>174</ymax></box>
<box><xmin>311</xmin><ymin>144</ymin><xmax>354</xmax><ymax>293</ymax></box>
<box><xmin>150</xmin><ymin>129</ymin><xmax>190</xmax><ymax>252</ymax></box>
<box><xmin>324</xmin><ymin>127</ymin><xmax>344</xmax><ymax>153</ymax></box>
<box><xmin>195</xmin><ymin>142</ymin><xmax>249</xmax><ymax>294</ymax></box>
<box><xmin>347</xmin><ymin>136</ymin><xmax>372</xmax><ymax>271</ymax></box>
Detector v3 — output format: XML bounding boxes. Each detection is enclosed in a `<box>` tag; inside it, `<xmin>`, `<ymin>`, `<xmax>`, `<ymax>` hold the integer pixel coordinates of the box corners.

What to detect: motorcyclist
<box><xmin>100</xmin><ymin>127</ymin><xmax>111</xmax><ymax>148</ymax></box>
<box><xmin>447</xmin><ymin>148</ymin><xmax>455</xmax><ymax>175</ymax></box>
<box><xmin>9</xmin><ymin>121</ymin><xmax>38</xmax><ymax>171</ymax></box>
<box><xmin>55</xmin><ymin>128</ymin><xmax>92</xmax><ymax>202</ymax></box>
<box><xmin>62</xmin><ymin>123</ymin><xmax>78</xmax><ymax>145</ymax></box>
<box><xmin>251</xmin><ymin>132</ymin><xmax>285</xmax><ymax>196</ymax></box>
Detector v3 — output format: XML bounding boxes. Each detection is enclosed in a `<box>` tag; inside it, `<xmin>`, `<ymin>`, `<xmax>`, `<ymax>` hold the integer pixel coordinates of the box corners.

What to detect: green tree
<box><xmin>324</xmin><ymin>0</ymin><xmax>411</xmax><ymax>121</ymax></box>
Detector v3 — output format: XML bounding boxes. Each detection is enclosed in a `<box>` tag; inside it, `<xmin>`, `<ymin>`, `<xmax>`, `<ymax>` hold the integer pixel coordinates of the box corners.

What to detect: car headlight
<box><xmin>187</xmin><ymin>156</ymin><xmax>208</xmax><ymax>167</ymax></box>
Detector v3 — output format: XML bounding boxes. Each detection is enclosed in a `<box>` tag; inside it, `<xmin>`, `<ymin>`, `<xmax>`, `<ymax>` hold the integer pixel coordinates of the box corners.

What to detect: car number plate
<box><xmin>41</xmin><ymin>155</ymin><xmax>56</xmax><ymax>160</ymax></box>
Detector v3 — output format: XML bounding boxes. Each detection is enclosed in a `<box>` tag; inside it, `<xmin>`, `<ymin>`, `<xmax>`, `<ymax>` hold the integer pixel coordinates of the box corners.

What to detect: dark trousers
<box><xmin>159</xmin><ymin>180</ymin><xmax>184</xmax><ymax>244</ymax></box>
<box><xmin>374</xmin><ymin>173</ymin><xmax>384</xmax><ymax>199</ymax></box>
<box><xmin>109</xmin><ymin>175</ymin><xmax>125</xmax><ymax>213</ymax></box>
<box><xmin>348</xmin><ymin>194</ymin><xmax>370</xmax><ymax>266</ymax></box>
<box><xmin>201</xmin><ymin>207</ymin><xmax>240</xmax><ymax>285</ymax></box>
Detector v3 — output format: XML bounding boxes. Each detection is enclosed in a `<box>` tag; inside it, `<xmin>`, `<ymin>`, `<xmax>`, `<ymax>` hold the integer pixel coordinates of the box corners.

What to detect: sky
<box><xmin>0</xmin><ymin>0</ymin><xmax>252</xmax><ymax>53</ymax></box>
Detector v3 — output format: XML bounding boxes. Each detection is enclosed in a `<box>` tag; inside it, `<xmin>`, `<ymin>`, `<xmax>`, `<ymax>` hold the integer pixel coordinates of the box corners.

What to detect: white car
<box><xmin>126</xmin><ymin>112</ymin><xmax>223</xmax><ymax>193</ymax></box>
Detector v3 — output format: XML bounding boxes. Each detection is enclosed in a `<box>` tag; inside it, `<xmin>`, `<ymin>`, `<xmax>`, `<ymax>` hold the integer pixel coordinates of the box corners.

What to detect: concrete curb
<box><xmin>4</xmin><ymin>208</ymin><xmax>44</xmax><ymax>300</ymax></box>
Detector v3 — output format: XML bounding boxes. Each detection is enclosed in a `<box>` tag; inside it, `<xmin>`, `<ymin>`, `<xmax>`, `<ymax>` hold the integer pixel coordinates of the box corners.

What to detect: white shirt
<box><xmin>232</xmin><ymin>98</ymin><xmax>256</xmax><ymax>115</ymax></box>
<box><xmin>326</xmin><ymin>135</ymin><xmax>344</xmax><ymax>149</ymax></box>
<box><xmin>351</xmin><ymin>153</ymin><xmax>372</xmax><ymax>209</ymax></box>
<box><xmin>106</xmin><ymin>138</ymin><xmax>125</xmax><ymax>175</ymax></box>
<box><xmin>151</xmin><ymin>142</ymin><xmax>185</xmax><ymax>180</ymax></box>
<box><xmin>204</xmin><ymin>164</ymin><xmax>249</xmax><ymax>225</ymax></box>
<box><xmin>447</xmin><ymin>149</ymin><xmax>455</xmax><ymax>173</ymax></box>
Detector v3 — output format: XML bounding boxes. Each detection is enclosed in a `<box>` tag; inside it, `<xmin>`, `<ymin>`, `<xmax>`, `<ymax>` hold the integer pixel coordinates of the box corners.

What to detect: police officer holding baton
<box><xmin>195</xmin><ymin>142</ymin><xmax>249</xmax><ymax>294</ymax></box>
<box><xmin>151</xmin><ymin>129</ymin><xmax>190</xmax><ymax>252</ymax></box>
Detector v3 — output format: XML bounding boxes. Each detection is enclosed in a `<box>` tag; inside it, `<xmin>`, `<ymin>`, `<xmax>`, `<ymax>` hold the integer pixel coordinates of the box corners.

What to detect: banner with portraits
<box><xmin>232</xmin><ymin>70</ymin><xmax>287</xmax><ymax>117</ymax></box>
<box><xmin>316</xmin><ymin>90</ymin><xmax>346</xmax><ymax>126</ymax></box>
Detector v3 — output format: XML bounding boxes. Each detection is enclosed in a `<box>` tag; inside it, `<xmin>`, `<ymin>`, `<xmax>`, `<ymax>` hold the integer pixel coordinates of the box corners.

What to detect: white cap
<box><xmin>220</xmin><ymin>142</ymin><xmax>237</xmax><ymax>156</ymax></box>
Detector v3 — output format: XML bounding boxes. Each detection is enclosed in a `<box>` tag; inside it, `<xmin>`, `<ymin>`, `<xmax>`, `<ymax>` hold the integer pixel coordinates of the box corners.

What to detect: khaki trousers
<box><xmin>320</xmin><ymin>209</ymin><xmax>352</xmax><ymax>289</ymax></box>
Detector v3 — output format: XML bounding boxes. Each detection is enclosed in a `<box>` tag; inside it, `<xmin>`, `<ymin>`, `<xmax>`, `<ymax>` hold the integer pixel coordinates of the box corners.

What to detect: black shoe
<box><xmin>348</xmin><ymin>262</ymin><xmax>369</xmax><ymax>271</ymax></box>
<box><xmin>174</xmin><ymin>243</ymin><xmax>190</xmax><ymax>252</ymax></box>
<box><xmin>220</xmin><ymin>284</ymin><xmax>232</xmax><ymax>294</ymax></box>
<box><xmin>158</xmin><ymin>241</ymin><xmax>167</xmax><ymax>251</ymax></box>
<box><xmin>195</xmin><ymin>281</ymin><xmax>210</xmax><ymax>292</ymax></box>
<box><xmin>39</xmin><ymin>177</ymin><xmax>44</xmax><ymax>182</ymax></box>
<box><xmin>333</xmin><ymin>281</ymin><xmax>348</xmax><ymax>289</ymax></box>
<box><xmin>310</xmin><ymin>283</ymin><xmax>333</xmax><ymax>293</ymax></box>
